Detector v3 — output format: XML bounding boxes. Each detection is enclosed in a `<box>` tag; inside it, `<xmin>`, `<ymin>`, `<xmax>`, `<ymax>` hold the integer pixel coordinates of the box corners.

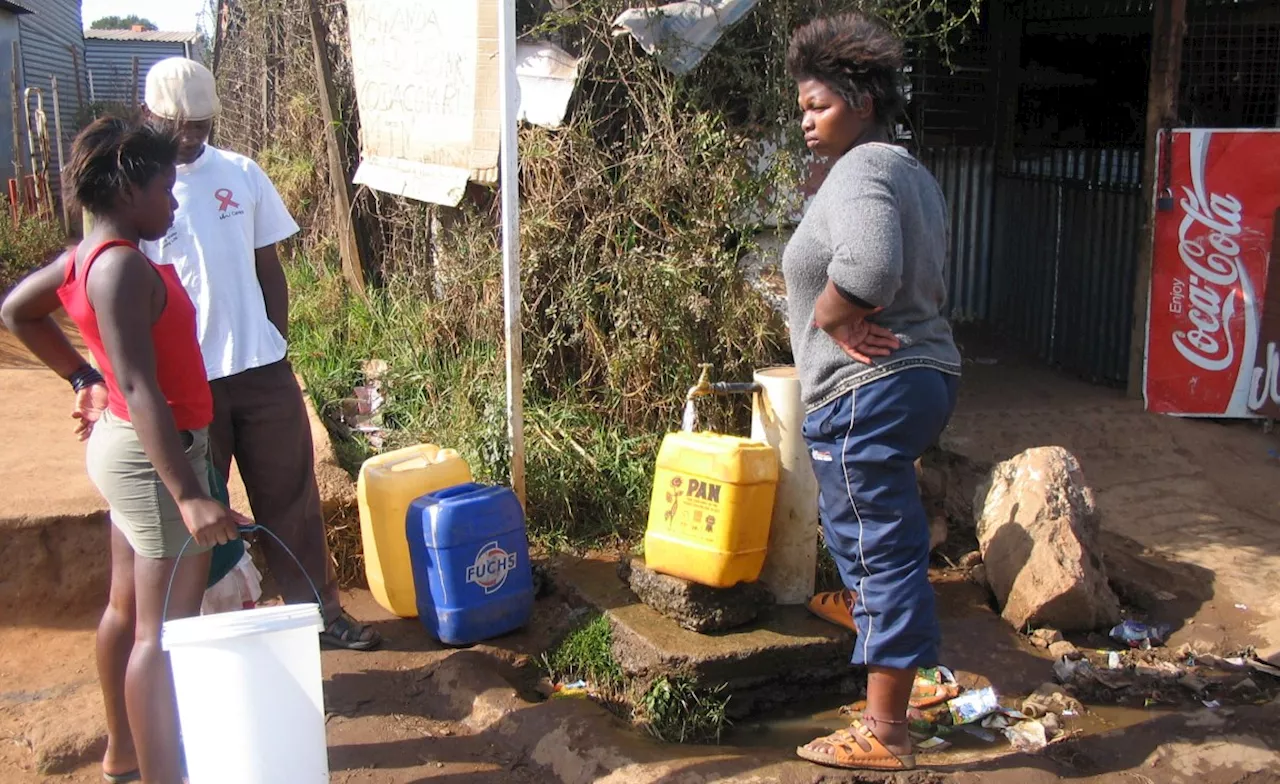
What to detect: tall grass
<box><xmin>0</xmin><ymin>211</ymin><xmax>66</xmax><ymax>294</ymax></box>
<box><xmin>236</xmin><ymin>0</ymin><xmax>981</xmax><ymax>552</ymax></box>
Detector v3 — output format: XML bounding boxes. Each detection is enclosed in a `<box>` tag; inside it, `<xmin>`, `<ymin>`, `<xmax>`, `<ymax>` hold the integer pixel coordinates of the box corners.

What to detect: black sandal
<box><xmin>103</xmin><ymin>770</ymin><xmax>141</xmax><ymax>783</ymax></box>
<box><xmin>320</xmin><ymin>612</ymin><xmax>382</xmax><ymax>651</ymax></box>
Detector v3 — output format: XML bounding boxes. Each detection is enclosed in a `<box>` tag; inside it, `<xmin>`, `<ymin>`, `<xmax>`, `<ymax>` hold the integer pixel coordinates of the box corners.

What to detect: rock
<box><xmin>1178</xmin><ymin>674</ymin><xmax>1209</xmax><ymax>694</ymax></box>
<box><xmin>1048</xmin><ymin>641</ymin><xmax>1079</xmax><ymax>660</ymax></box>
<box><xmin>1030</xmin><ymin>628</ymin><xmax>1065</xmax><ymax>649</ymax></box>
<box><xmin>968</xmin><ymin>564</ymin><xmax>989</xmax><ymax>590</ymax></box>
<box><xmin>958</xmin><ymin>551</ymin><xmax>983</xmax><ymax>569</ymax></box>
<box><xmin>928</xmin><ymin>516</ymin><xmax>948</xmax><ymax>552</ymax></box>
<box><xmin>975</xmin><ymin>447</ymin><xmax>1121</xmax><ymax>632</ymax></box>
<box><xmin>619</xmin><ymin>557</ymin><xmax>774</xmax><ymax>633</ymax></box>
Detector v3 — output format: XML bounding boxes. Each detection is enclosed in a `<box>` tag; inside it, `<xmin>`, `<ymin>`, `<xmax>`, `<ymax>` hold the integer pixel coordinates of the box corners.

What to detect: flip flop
<box><xmin>796</xmin><ymin>720</ymin><xmax>917</xmax><ymax>771</ymax></box>
<box><xmin>806</xmin><ymin>589</ymin><xmax>857</xmax><ymax>631</ymax></box>
<box><xmin>103</xmin><ymin>770</ymin><xmax>141</xmax><ymax>783</ymax></box>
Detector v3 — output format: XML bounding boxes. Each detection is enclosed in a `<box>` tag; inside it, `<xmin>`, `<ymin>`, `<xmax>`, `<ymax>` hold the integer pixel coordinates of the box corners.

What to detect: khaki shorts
<box><xmin>85</xmin><ymin>410</ymin><xmax>212</xmax><ymax>559</ymax></box>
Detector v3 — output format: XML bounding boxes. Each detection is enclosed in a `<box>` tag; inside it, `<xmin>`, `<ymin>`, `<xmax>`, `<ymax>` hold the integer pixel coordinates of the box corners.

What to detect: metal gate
<box><xmin>922</xmin><ymin>146</ymin><xmax>1143</xmax><ymax>385</ymax></box>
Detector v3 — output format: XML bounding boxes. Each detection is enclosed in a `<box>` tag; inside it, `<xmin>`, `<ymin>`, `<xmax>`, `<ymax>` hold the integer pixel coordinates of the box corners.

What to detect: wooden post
<box><xmin>990</xmin><ymin>0</ymin><xmax>1023</xmax><ymax>168</ymax></box>
<box><xmin>67</xmin><ymin>45</ymin><xmax>85</xmax><ymax>110</ymax></box>
<box><xmin>1127</xmin><ymin>0</ymin><xmax>1187</xmax><ymax>398</ymax></box>
<box><xmin>498</xmin><ymin>0</ymin><xmax>527</xmax><ymax>505</ymax></box>
<box><xmin>51</xmin><ymin>76</ymin><xmax>69</xmax><ymax>232</ymax></box>
<box><xmin>306</xmin><ymin>0</ymin><xmax>367</xmax><ymax>296</ymax></box>
<box><xmin>11</xmin><ymin>41</ymin><xmax>27</xmax><ymax>212</ymax></box>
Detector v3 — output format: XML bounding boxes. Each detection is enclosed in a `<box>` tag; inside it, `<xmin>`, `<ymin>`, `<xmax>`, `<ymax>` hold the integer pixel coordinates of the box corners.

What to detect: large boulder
<box><xmin>975</xmin><ymin>447</ymin><xmax>1120</xmax><ymax>632</ymax></box>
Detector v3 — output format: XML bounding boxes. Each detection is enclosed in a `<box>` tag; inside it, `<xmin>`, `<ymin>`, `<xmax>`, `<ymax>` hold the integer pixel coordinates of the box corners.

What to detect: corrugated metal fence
<box><xmin>920</xmin><ymin>146</ymin><xmax>1143</xmax><ymax>385</ymax></box>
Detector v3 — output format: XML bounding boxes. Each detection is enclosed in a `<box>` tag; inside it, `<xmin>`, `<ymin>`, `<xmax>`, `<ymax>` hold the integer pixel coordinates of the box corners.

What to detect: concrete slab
<box><xmin>559</xmin><ymin>557</ymin><xmax>857</xmax><ymax>716</ymax></box>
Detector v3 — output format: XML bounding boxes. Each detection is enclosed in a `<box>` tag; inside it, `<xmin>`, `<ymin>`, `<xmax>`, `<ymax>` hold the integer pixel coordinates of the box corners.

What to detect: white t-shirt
<box><xmin>142</xmin><ymin>145</ymin><xmax>300</xmax><ymax>381</ymax></box>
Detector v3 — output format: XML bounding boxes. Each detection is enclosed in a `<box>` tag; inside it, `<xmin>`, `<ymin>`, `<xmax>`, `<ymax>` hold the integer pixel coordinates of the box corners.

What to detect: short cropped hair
<box><xmin>786</xmin><ymin>13</ymin><xmax>905</xmax><ymax>127</ymax></box>
<box><xmin>63</xmin><ymin>115</ymin><xmax>179</xmax><ymax>214</ymax></box>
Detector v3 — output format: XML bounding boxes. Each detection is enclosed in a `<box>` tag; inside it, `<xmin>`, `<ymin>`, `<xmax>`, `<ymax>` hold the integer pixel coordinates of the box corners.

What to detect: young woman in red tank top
<box><xmin>2</xmin><ymin>117</ymin><xmax>248</xmax><ymax>784</ymax></box>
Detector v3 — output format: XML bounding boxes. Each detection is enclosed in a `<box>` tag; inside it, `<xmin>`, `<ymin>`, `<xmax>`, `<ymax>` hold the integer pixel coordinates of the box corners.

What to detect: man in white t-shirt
<box><xmin>141</xmin><ymin>58</ymin><xmax>379</xmax><ymax>650</ymax></box>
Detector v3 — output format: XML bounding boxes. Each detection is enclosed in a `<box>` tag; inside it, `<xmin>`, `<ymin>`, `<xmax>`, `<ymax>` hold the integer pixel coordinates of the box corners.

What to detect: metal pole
<box><xmin>498</xmin><ymin>0</ymin><xmax>526</xmax><ymax>505</ymax></box>
<box><xmin>51</xmin><ymin>76</ymin><xmax>68</xmax><ymax>231</ymax></box>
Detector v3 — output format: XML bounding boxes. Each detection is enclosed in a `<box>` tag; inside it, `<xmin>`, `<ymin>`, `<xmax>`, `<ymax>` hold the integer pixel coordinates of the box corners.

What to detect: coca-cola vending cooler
<box><xmin>1144</xmin><ymin>128</ymin><xmax>1280</xmax><ymax>418</ymax></box>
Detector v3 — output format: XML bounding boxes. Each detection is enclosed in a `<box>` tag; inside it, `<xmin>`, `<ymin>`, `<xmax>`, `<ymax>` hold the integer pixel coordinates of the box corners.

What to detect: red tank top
<box><xmin>56</xmin><ymin>240</ymin><xmax>213</xmax><ymax>431</ymax></box>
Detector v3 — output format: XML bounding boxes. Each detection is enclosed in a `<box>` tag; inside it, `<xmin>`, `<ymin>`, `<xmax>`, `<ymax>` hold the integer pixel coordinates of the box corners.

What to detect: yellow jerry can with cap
<box><xmin>643</xmin><ymin>432</ymin><xmax>779</xmax><ymax>588</ymax></box>
<box><xmin>358</xmin><ymin>444</ymin><xmax>472</xmax><ymax>617</ymax></box>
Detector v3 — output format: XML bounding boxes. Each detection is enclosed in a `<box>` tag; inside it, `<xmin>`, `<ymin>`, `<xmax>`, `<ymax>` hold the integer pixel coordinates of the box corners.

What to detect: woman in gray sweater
<box><xmin>782</xmin><ymin>13</ymin><xmax>961</xmax><ymax>772</ymax></box>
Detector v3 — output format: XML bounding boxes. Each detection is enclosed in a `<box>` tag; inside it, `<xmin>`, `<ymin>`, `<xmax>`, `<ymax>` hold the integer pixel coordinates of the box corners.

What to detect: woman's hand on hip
<box><xmin>827</xmin><ymin>319</ymin><xmax>900</xmax><ymax>364</ymax></box>
<box><xmin>72</xmin><ymin>382</ymin><xmax>109</xmax><ymax>441</ymax></box>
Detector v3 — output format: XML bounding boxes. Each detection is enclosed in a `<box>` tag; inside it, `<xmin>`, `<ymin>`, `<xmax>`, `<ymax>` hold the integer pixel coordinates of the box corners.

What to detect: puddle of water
<box><xmin>728</xmin><ymin>698</ymin><xmax>1176</xmax><ymax>763</ymax></box>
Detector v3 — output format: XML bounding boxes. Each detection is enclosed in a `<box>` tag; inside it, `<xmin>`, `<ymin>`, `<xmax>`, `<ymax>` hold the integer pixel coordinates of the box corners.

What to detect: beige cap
<box><xmin>145</xmin><ymin>57</ymin><xmax>221</xmax><ymax>121</ymax></box>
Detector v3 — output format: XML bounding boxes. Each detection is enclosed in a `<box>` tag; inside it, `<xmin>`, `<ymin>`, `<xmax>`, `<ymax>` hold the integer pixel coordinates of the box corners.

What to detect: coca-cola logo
<box><xmin>1171</xmin><ymin>182</ymin><xmax>1246</xmax><ymax>372</ymax></box>
<box><xmin>1168</xmin><ymin>133</ymin><xmax>1258</xmax><ymax>392</ymax></box>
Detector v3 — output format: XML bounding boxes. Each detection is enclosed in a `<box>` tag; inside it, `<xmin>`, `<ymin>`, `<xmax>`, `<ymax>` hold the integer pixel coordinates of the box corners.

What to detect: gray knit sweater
<box><xmin>782</xmin><ymin>142</ymin><xmax>961</xmax><ymax>411</ymax></box>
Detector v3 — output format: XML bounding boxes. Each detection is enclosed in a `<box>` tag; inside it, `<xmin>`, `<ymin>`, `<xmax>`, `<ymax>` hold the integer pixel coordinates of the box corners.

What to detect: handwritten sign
<box><xmin>347</xmin><ymin>0</ymin><xmax>499</xmax><ymax>205</ymax></box>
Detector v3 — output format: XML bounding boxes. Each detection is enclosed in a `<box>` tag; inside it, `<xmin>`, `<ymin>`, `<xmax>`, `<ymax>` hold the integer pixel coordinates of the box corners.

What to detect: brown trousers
<box><xmin>208</xmin><ymin>359</ymin><xmax>341</xmax><ymax>621</ymax></box>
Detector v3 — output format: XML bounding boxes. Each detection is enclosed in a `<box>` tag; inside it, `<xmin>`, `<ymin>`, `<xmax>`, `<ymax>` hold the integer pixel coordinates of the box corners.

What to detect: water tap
<box><xmin>685</xmin><ymin>363</ymin><xmax>761</xmax><ymax>401</ymax></box>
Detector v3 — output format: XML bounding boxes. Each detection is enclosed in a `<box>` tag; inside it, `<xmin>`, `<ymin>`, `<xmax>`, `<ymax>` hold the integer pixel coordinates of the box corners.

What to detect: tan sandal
<box><xmin>796</xmin><ymin>720</ymin><xmax>917</xmax><ymax>771</ymax></box>
<box><xmin>806</xmin><ymin>589</ymin><xmax>857</xmax><ymax>631</ymax></box>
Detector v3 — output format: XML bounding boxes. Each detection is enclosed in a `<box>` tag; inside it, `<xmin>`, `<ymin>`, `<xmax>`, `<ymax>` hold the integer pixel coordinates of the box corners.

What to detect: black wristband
<box><xmin>69</xmin><ymin>363</ymin><xmax>105</xmax><ymax>393</ymax></box>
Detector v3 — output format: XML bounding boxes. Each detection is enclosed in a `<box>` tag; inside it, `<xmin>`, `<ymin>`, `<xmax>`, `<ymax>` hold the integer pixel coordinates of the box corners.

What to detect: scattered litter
<box><xmin>1248</xmin><ymin>657</ymin><xmax>1280</xmax><ymax>678</ymax></box>
<box><xmin>612</xmin><ymin>0</ymin><xmax>760</xmax><ymax>75</ymax></box>
<box><xmin>915</xmin><ymin>736</ymin><xmax>951</xmax><ymax>753</ymax></box>
<box><xmin>1203</xmin><ymin>699</ymin><xmax>1222</xmax><ymax>709</ymax></box>
<box><xmin>1109</xmin><ymin>620</ymin><xmax>1169</xmax><ymax>649</ymax></box>
<box><xmin>948</xmin><ymin>687</ymin><xmax>1001</xmax><ymax>725</ymax></box>
<box><xmin>1108</xmin><ymin>651</ymin><xmax>1123</xmax><ymax>669</ymax></box>
<box><xmin>1235</xmin><ymin>603</ymin><xmax>1248</xmax><ymax>610</ymax></box>
<box><xmin>911</xmin><ymin>666</ymin><xmax>961</xmax><ymax>708</ymax></box>
<box><xmin>1062</xmin><ymin>709</ymin><xmax>1079</xmax><ymax>717</ymax></box>
<box><xmin>1029</xmin><ymin>628</ymin><xmax>1064</xmax><ymax>649</ymax></box>
<box><xmin>1022</xmin><ymin>683</ymin><xmax>1084</xmax><ymax>719</ymax></box>
<box><xmin>1004</xmin><ymin>720</ymin><xmax>1049</xmax><ymax>752</ymax></box>
<box><xmin>958</xmin><ymin>724</ymin><xmax>997</xmax><ymax>743</ymax></box>
<box><xmin>551</xmin><ymin>679</ymin><xmax>589</xmax><ymax>698</ymax></box>
<box><xmin>981</xmin><ymin>713</ymin><xmax>1014</xmax><ymax>731</ymax></box>
<box><xmin>1178</xmin><ymin>674</ymin><xmax>1208</xmax><ymax>694</ymax></box>
<box><xmin>1197</xmin><ymin>655</ymin><xmax>1251</xmax><ymax>672</ymax></box>
<box><xmin>340</xmin><ymin>359</ymin><xmax>388</xmax><ymax>447</ymax></box>
<box><xmin>1231</xmin><ymin>677</ymin><xmax>1259</xmax><ymax>694</ymax></box>
<box><xmin>1054</xmin><ymin>656</ymin><xmax>1094</xmax><ymax>684</ymax></box>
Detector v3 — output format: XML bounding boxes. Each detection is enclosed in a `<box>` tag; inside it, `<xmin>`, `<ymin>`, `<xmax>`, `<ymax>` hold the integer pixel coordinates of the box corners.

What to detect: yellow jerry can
<box><xmin>643</xmin><ymin>431</ymin><xmax>779</xmax><ymax>588</ymax></box>
<box><xmin>357</xmin><ymin>444</ymin><xmax>472</xmax><ymax>617</ymax></box>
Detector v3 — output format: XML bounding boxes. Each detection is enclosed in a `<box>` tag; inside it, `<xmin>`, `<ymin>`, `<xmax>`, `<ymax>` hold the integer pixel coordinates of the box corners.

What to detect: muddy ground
<box><xmin>3</xmin><ymin>561</ymin><xmax>1278</xmax><ymax>784</ymax></box>
<box><xmin>3</xmin><ymin>329</ymin><xmax>1279</xmax><ymax>782</ymax></box>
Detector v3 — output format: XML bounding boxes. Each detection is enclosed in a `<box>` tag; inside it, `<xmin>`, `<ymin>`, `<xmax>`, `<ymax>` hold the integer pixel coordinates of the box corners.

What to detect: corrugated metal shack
<box><xmin>1</xmin><ymin>0</ymin><xmax>86</xmax><ymax>183</ymax></box>
<box><xmin>906</xmin><ymin>0</ymin><xmax>1280</xmax><ymax>388</ymax></box>
<box><xmin>84</xmin><ymin>29</ymin><xmax>205</xmax><ymax>107</ymax></box>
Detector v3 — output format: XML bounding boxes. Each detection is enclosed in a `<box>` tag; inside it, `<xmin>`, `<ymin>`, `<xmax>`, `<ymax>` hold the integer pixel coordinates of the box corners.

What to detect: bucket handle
<box><xmin>162</xmin><ymin>525</ymin><xmax>323</xmax><ymax>624</ymax></box>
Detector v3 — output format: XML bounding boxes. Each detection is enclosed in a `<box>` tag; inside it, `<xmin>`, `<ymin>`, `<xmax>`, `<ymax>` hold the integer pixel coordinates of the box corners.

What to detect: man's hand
<box><xmin>826</xmin><ymin>319</ymin><xmax>901</xmax><ymax>364</ymax></box>
<box><xmin>72</xmin><ymin>383</ymin><xmax>109</xmax><ymax>441</ymax></box>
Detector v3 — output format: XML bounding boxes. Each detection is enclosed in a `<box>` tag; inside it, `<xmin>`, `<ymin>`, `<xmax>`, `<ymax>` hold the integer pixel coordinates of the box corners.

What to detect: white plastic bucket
<box><xmin>162</xmin><ymin>603</ymin><xmax>328</xmax><ymax>783</ymax></box>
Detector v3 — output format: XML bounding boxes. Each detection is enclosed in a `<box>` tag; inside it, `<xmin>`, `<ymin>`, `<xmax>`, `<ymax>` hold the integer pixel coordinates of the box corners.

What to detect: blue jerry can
<box><xmin>405</xmin><ymin>482</ymin><xmax>534</xmax><ymax>645</ymax></box>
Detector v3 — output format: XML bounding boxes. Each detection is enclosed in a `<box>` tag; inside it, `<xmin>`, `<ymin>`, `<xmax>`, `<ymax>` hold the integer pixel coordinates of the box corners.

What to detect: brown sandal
<box><xmin>796</xmin><ymin>719</ymin><xmax>916</xmax><ymax>771</ymax></box>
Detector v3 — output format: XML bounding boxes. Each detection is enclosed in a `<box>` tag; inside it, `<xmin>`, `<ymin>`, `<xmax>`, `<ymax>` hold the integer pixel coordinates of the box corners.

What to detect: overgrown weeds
<box><xmin>0</xmin><ymin>211</ymin><xmax>66</xmax><ymax>293</ymax></box>
<box><xmin>224</xmin><ymin>0</ymin><xmax>982</xmax><ymax>555</ymax></box>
